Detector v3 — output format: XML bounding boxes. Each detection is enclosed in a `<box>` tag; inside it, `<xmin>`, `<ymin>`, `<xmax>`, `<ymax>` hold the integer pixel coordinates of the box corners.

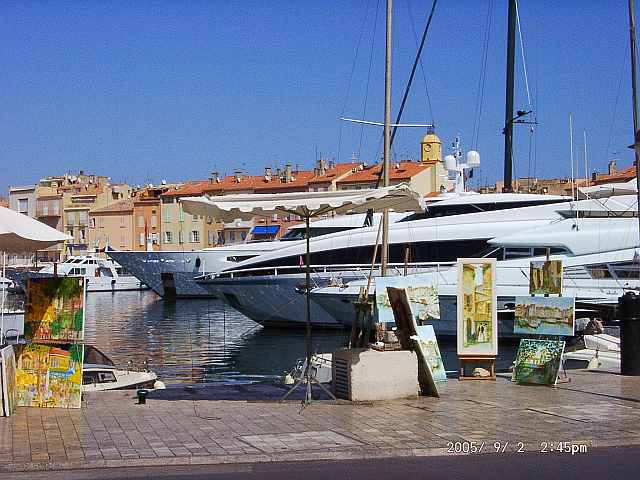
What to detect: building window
<box><xmin>192</xmin><ymin>214</ymin><xmax>199</xmax><ymax>222</ymax></box>
<box><xmin>151</xmin><ymin>215</ymin><xmax>157</xmax><ymax>228</ymax></box>
<box><xmin>79</xmin><ymin>228</ymin><xmax>86</xmax><ymax>242</ymax></box>
<box><xmin>52</xmin><ymin>201</ymin><xmax>59</xmax><ymax>215</ymax></box>
<box><xmin>79</xmin><ymin>211</ymin><xmax>88</xmax><ymax>226</ymax></box>
<box><xmin>90</xmin><ymin>218</ymin><xmax>96</xmax><ymax>228</ymax></box>
<box><xmin>217</xmin><ymin>232</ymin><xmax>224</xmax><ymax>245</ymax></box>
<box><xmin>151</xmin><ymin>233</ymin><xmax>158</xmax><ymax>244</ymax></box>
<box><xmin>18</xmin><ymin>198</ymin><xmax>28</xmax><ymax>214</ymax></box>
<box><xmin>178</xmin><ymin>230</ymin><xmax>183</xmax><ymax>244</ymax></box>
<box><xmin>164</xmin><ymin>231</ymin><xmax>173</xmax><ymax>243</ymax></box>
<box><xmin>120</xmin><ymin>234</ymin><xmax>126</xmax><ymax>247</ymax></box>
<box><xmin>137</xmin><ymin>215</ymin><xmax>144</xmax><ymax>227</ymax></box>
<box><xmin>208</xmin><ymin>231</ymin><xmax>214</xmax><ymax>245</ymax></box>
<box><xmin>163</xmin><ymin>209</ymin><xmax>172</xmax><ymax>222</ymax></box>
<box><xmin>139</xmin><ymin>233</ymin><xmax>145</xmax><ymax>246</ymax></box>
<box><xmin>120</xmin><ymin>215</ymin><xmax>125</xmax><ymax>226</ymax></box>
<box><xmin>229</xmin><ymin>231</ymin><xmax>236</xmax><ymax>243</ymax></box>
<box><xmin>190</xmin><ymin>230</ymin><xmax>200</xmax><ymax>243</ymax></box>
<box><xmin>240</xmin><ymin>231</ymin><xmax>247</xmax><ymax>241</ymax></box>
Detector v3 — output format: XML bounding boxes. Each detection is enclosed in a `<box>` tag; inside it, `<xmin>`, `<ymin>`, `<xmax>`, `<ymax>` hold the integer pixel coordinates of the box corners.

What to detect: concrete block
<box><xmin>332</xmin><ymin>348</ymin><xmax>419</xmax><ymax>401</ymax></box>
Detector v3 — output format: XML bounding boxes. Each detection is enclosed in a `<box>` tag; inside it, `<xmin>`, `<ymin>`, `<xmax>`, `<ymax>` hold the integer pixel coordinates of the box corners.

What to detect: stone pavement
<box><xmin>2</xmin><ymin>370</ymin><xmax>640</xmax><ymax>473</ymax></box>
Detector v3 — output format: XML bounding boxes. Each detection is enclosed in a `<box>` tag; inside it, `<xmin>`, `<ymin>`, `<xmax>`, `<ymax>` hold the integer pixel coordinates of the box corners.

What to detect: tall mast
<box><xmin>503</xmin><ymin>0</ymin><xmax>517</xmax><ymax>192</ymax></box>
<box><xmin>628</xmin><ymin>0</ymin><xmax>640</xmax><ymax>242</ymax></box>
<box><xmin>381</xmin><ymin>0</ymin><xmax>392</xmax><ymax>276</ymax></box>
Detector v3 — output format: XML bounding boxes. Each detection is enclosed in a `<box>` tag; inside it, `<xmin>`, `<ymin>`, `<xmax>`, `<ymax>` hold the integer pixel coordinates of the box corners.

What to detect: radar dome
<box><xmin>466</xmin><ymin>151</ymin><xmax>480</xmax><ymax>167</ymax></box>
<box><xmin>444</xmin><ymin>155</ymin><xmax>456</xmax><ymax>170</ymax></box>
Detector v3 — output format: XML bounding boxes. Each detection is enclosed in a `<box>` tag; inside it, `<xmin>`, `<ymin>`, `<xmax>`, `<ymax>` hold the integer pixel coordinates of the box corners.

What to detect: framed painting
<box><xmin>456</xmin><ymin>258</ymin><xmax>497</xmax><ymax>356</ymax></box>
<box><xmin>514</xmin><ymin>339</ymin><xmax>565</xmax><ymax>386</ymax></box>
<box><xmin>375</xmin><ymin>274</ymin><xmax>440</xmax><ymax>325</ymax></box>
<box><xmin>1</xmin><ymin>345</ymin><xmax>17</xmax><ymax>416</ymax></box>
<box><xmin>24</xmin><ymin>277</ymin><xmax>86</xmax><ymax>343</ymax></box>
<box><xmin>529</xmin><ymin>260</ymin><xmax>562</xmax><ymax>296</ymax></box>
<box><xmin>16</xmin><ymin>343</ymin><xmax>84</xmax><ymax>409</ymax></box>
<box><xmin>514</xmin><ymin>296</ymin><xmax>575</xmax><ymax>336</ymax></box>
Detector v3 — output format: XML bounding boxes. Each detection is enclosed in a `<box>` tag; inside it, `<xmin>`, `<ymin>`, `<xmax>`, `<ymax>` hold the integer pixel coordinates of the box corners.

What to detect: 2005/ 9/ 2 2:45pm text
<box><xmin>446</xmin><ymin>441</ymin><xmax>589</xmax><ymax>455</ymax></box>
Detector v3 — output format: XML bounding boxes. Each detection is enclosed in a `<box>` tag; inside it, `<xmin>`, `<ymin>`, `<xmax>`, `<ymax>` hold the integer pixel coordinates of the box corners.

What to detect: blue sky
<box><xmin>0</xmin><ymin>0</ymin><xmax>636</xmax><ymax>194</ymax></box>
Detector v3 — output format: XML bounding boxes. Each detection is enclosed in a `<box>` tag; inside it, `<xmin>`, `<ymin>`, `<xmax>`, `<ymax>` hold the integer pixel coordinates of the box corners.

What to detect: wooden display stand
<box><xmin>458</xmin><ymin>356</ymin><xmax>496</xmax><ymax>381</ymax></box>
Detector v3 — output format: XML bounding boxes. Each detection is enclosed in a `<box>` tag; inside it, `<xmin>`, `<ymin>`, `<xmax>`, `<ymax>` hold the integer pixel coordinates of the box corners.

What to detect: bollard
<box><xmin>618</xmin><ymin>291</ymin><xmax>640</xmax><ymax>375</ymax></box>
<box><xmin>136</xmin><ymin>389</ymin><xmax>149</xmax><ymax>405</ymax></box>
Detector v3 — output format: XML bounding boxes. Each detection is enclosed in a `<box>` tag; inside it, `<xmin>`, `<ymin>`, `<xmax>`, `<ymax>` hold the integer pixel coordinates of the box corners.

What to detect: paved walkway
<box><xmin>2</xmin><ymin>370</ymin><xmax>640</xmax><ymax>472</ymax></box>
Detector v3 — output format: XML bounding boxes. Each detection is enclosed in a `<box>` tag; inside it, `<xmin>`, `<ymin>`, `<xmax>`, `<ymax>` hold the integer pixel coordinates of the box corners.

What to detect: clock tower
<box><xmin>420</xmin><ymin>126</ymin><xmax>442</xmax><ymax>164</ymax></box>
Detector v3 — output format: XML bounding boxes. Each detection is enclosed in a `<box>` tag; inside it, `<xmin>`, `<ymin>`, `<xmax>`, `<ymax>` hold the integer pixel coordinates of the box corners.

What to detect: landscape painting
<box><xmin>15</xmin><ymin>344</ymin><xmax>83</xmax><ymax>409</ymax></box>
<box><xmin>24</xmin><ymin>277</ymin><xmax>85</xmax><ymax>342</ymax></box>
<box><xmin>375</xmin><ymin>274</ymin><xmax>440</xmax><ymax>325</ymax></box>
<box><xmin>457</xmin><ymin>258</ymin><xmax>497</xmax><ymax>356</ymax></box>
<box><xmin>1</xmin><ymin>345</ymin><xmax>17</xmax><ymax>416</ymax></box>
<box><xmin>514</xmin><ymin>296</ymin><xmax>575</xmax><ymax>336</ymax></box>
<box><xmin>514</xmin><ymin>339</ymin><xmax>565</xmax><ymax>386</ymax></box>
<box><xmin>412</xmin><ymin>325</ymin><xmax>447</xmax><ymax>384</ymax></box>
<box><xmin>529</xmin><ymin>260</ymin><xmax>562</xmax><ymax>296</ymax></box>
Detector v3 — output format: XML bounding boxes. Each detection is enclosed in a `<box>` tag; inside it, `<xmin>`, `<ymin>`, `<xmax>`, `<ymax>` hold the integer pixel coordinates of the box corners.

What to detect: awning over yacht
<box><xmin>577</xmin><ymin>179</ymin><xmax>637</xmax><ymax>199</ymax></box>
<box><xmin>0</xmin><ymin>206</ymin><xmax>71</xmax><ymax>252</ymax></box>
<box><xmin>180</xmin><ymin>183</ymin><xmax>426</xmax><ymax>222</ymax></box>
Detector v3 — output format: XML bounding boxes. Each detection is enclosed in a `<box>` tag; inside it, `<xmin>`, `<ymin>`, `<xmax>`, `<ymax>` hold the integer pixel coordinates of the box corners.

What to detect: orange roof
<box><xmin>253</xmin><ymin>170</ymin><xmax>316</xmax><ymax>191</ymax></box>
<box><xmin>203</xmin><ymin>174</ymin><xmax>271</xmax><ymax>194</ymax></box>
<box><xmin>336</xmin><ymin>161</ymin><xmax>429</xmax><ymax>184</ymax></box>
<box><xmin>161</xmin><ymin>180</ymin><xmax>210</xmax><ymax>197</ymax></box>
<box><xmin>202</xmin><ymin>169</ymin><xmax>319</xmax><ymax>194</ymax></box>
<box><xmin>594</xmin><ymin>165</ymin><xmax>636</xmax><ymax>184</ymax></box>
<box><xmin>90</xmin><ymin>198</ymin><xmax>134</xmax><ymax>214</ymax></box>
<box><xmin>308</xmin><ymin>163</ymin><xmax>362</xmax><ymax>184</ymax></box>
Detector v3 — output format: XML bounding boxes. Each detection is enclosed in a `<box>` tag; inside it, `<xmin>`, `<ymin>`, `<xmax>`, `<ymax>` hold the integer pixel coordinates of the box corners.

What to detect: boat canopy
<box><xmin>180</xmin><ymin>183</ymin><xmax>426</xmax><ymax>221</ymax></box>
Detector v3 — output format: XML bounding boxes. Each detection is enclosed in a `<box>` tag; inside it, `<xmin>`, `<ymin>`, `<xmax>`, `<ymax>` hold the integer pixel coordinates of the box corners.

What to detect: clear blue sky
<box><xmin>0</xmin><ymin>0</ymin><xmax>636</xmax><ymax>194</ymax></box>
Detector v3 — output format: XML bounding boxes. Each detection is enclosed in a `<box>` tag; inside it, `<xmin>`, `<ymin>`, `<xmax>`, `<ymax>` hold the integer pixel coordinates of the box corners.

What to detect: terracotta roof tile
<box><xmin>594</xmin><ymin>165</ymin><xmax>636</xmax><ymax>184</ymax></box>
<box><xmin>90</xmin><ymin>198</ymin><xmax>134</xmax><ymax>214</ymax></box>
<box><xmin>336</xmin><ymin>161</ymin><xmax>429</xmax><ymax>184</ymax></box>
<box><xmin>308</xmin><ymin>163</ymin><xmax>362</xmax><ymax>184</ymax></box>
<box><xmin>161</xmin><ymin>180</ymin><xmax>210</xmax><ymax>197</ymax></box>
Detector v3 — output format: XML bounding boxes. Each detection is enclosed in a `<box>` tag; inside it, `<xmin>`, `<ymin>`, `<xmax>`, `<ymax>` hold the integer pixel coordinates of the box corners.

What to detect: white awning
<box><xmin>578</xmin><ymin>179</ymin><xmax>637</xmax><ymax>199</ymax></box>
<box><xmin>180</xmin><ymin>184</ymin><xmax>426</xmax><ymax>222</ymax></box>
<box><xmin>0</xmin><ymin>206</ymin><xmax>71</xmax><ymax>252</ymax></box>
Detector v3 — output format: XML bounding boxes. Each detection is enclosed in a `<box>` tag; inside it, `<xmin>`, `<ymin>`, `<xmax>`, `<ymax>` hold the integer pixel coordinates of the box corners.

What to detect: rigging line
<box><xmin>604</xmin><ymin>47</ymin><xmax>628</xmax><ymax>165</ymax></box>
<box><xmin>358</xmin><ymin>0</ymin><xmax>382</xmax><ymax>158</ymax></box>
<box><xmin>515</xmin><ymin>0</ymin><xmax>532</xmax><ymax>107</ymax></box>
<box><xmin>472</xmin><ymin>0</ymin><xmax>494</xmax><ymax>150</ymax></box>
<box><xmin>337</xmin><ymin>0</ymin><xmax>373</xmax><ymax>163</ymax></box>
<box><xmin>406</xmin><ymin>0</ymin><xmax>435</xmax><ymax>123</ymax></box>
<box><xmin>375</xmin><ymin>0</ymin><xmax>438</xmax><ymax>188</ymax></box>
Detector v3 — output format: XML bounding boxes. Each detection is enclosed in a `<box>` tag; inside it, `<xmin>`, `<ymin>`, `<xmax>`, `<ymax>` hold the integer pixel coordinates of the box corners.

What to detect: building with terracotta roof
<box><xmin>132</xmin><ymin>185</ymin><xmax>175</xmax><ymax>252</ymax></box>
<box><xmin>88</xmin><ymin>198</ymin><xmax>135</xmax><ymax>252</ymax></box>
<box><xmin>307</xmin><ymin>161</ymin><xmax>363</xmax><ymax>192</ymax></box>
<box><xmin>592</xmin><ymin>161</ymin><xmax>636</xmax><ymax>185</ymax></box>
<box><xmin>160</xmin><ymin>181</ymin><xmax>220</xmax><ymax>251</ymax></box>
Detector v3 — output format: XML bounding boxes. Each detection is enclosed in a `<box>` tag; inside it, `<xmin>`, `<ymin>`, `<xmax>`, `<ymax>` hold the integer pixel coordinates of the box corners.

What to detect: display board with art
<box><xmin>514</xmin><ymin>296</ymin><xmax>575</xmax><ymax>336</ymax></box>
<box><xmin>24</xmin><ymin>277</ymin><xmax>85</xmax><ymax>342</ymax></box>
<box><xmin>1</xmin><ymin>345</ymin><xmax>17</xmax><ymax>416</ymax></box>
<box><xmin>387</xmin><ymin>287</ymin><xmax>442</xmax><ymax>397</ymax></box>
<box><xmin>529</xmin><ymin>260</ymin><xmax>562</xmax><ymax>296</ymax></box>
<box><xmin>457</xmin><ymin>258</ymin><xmax>498</xmax><ymax>356</ymax></box>
<box><xmin>15</xmin><ymin>343</ymin><xmax>83</xmax><ymax>409</ymax></box>
<box><xmin>375</xmin><ymin>274</ymin><xmax>440</xmax><ymax>325</ymax></box>
<box><xmin>513</xmin><ymin>339</ymin><xmax>565</xmax><ymax>385</ymax></box>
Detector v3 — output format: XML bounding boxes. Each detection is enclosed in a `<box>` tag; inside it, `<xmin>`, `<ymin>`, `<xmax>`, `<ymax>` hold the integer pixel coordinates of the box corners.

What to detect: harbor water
<box><xmin>84</xmin><ymin>290</ymin><xmax>519</xmax><ymax>386</ymax></box>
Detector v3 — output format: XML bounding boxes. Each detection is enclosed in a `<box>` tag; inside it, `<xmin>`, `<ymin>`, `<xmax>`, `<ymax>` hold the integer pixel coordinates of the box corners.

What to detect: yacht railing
<box><xmin>199</xmin><ymin>261</ymin><xmax>457</xmax><ymax>280</ymax></box>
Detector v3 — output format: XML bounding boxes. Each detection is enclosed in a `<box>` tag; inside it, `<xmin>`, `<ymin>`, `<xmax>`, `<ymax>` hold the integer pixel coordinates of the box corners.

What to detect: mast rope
<box><xmin>472</xmin><ymin>0</ymin><xmax>494</xmax><ymax>151</ymax></box>
<box><xmin>359</xmin><ymin>0</ymin><xmax>382</xmax><ymax>158</ymax></box>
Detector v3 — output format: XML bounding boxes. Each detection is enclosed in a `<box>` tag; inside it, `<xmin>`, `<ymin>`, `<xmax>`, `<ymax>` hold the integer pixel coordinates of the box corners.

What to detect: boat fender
<box><xmin>153</xmin><ymin>380</ymin><xmax>166</xmax><ymax>390</ymax></box>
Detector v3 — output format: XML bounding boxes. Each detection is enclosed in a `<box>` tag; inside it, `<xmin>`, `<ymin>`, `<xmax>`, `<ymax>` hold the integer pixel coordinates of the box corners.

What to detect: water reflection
<box><xmin>84</xmin><ymin>291</ymin><xmax>518</xmax><ymax>386</ymax></box>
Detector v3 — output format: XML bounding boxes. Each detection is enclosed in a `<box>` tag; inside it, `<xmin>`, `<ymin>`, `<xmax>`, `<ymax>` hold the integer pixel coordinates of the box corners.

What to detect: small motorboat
<box><xmin>563</xmin><ymin>334</ymin><xmax>620</xmax><ymax>374</ymax></box>
<box><xmin>82</xmin><ymin>345</ymin><xmax>165</xmax><ymax>392</ymax></box>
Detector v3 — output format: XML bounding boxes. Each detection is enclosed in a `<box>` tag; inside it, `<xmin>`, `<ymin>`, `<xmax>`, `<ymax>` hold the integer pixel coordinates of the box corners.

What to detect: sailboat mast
<box><xmin>503</xmin><ymin>0</ymin><xmax>517</xmax><ymax>192</ymax></box>
<box><xmin>381</xmin><ymin>0</ymin><xmax>392</xmax><ymax>277</ymax></box>
<box><xmin>628</xmin><ymin>0</ymin><xmax>640</xmax><ymax>241</ymax></box>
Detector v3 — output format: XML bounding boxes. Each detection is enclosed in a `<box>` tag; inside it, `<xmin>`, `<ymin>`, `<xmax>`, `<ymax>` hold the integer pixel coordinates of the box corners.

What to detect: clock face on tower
<box><xmin>423</xmin><ymin>144</ymin><xmax>432</xmax><ymax>153</ymax></box>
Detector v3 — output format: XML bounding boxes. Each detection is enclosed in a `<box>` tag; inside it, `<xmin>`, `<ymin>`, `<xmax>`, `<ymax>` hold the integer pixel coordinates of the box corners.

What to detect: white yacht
<box><xmin>311</xmin><ymin>203</ymin><xmax>640</xmax><ymax>336</ymax></box>
<box><xmin>36</xmin><ymin>255</ymin><xmax>148</xmax><ymax>292</ymax></box>
<box><xmin>107</xmin><ymin>212</ymin><xmax>409</xmax><ymax>298</ymax></box>
<box><xmin>196</xmin><ymin>193</ymin><xmax>574</xmax><ymax>328</ymax></box>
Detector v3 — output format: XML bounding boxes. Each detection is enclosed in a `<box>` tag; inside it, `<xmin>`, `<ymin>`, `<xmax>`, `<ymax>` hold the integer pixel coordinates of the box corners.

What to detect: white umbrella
<box><xmin>0</xmin><ymin>206</ymin><xmax>71</xmax><ymax>343</ymax></box>
<box><xmin>181</xmin><ymin>183</ymin><xmax>425</xmax><ymax>403</ymax></box>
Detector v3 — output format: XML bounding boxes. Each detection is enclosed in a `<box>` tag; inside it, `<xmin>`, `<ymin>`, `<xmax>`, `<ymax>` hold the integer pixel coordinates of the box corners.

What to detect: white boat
<box><xmin>107</xmin><ymin>212</ymin><xmax>409</xmax><ymax>298</ymax></box>
<box><xmin>82</xmin><ymin>345</ymin><xmax>164</xmax><ymax>392</ymax></box>
<box><xmin>36</xmin><ymin>255</ymin><xmax>148</xmax><ymax>292</ymax></box>
<box><xmin>196</xmin><ymin>193</ymin><xmax>575</xmax><ymax>328</ymax></box>
<box><xmin>563</xmin><ymin>334</ymin><xmax>621</xmax><ymax>373</ymax></box>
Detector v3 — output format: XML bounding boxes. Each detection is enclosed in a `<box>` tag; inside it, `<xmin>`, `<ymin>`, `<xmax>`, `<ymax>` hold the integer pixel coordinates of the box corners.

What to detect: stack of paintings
<box><xmin>1</xmin><ymin>345</ymin><xmax>17</xmax><ymax>416</ymax></box>
<box><xmin>14</xmin><ymin>277</ymin><xmax>86</xmax><ymax>410</ymax></box>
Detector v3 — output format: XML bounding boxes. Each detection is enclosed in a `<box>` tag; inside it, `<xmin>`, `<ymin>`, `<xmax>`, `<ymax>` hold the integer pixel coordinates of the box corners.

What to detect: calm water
<box><xmin>84</xmin><ymin>290</ymin><xmax>518</xmax><ymax>386</ymax></box>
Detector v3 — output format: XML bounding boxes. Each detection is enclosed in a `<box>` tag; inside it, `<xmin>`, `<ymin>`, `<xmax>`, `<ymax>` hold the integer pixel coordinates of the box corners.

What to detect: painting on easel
<box><xmin>529</xmin><ymin>260</ymin><xmax>562</xmax><ymax>296</ymax></box>
<box><xmin>457</xmin><ymin>258</ymin><xmax>497</xmax><ymax>356</ymax></box>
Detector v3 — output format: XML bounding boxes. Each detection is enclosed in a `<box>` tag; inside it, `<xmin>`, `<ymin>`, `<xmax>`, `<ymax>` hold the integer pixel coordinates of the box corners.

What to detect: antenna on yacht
<box><xmin>569</xmin><ymin>114</ymin><xmax>579</xmax><ymax>230</ymax></box>
<box><xmin>444</xmin><ymin>135</ymin><xmax>480</xmax><ymax>194</ymax></box>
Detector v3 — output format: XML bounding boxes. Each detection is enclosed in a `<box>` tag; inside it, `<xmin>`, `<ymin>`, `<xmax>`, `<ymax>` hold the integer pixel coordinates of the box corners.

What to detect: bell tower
<box><xmin>420</xmin><ymin>126</ymin><xmax>442</xmax><ymax>164</ymax></box>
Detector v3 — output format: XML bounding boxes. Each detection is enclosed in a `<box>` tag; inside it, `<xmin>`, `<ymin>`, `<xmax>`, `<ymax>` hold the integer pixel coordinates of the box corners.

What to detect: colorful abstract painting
<box><xmin>1</xmin><ymin>345</ymin><xmax>17</xmax><ymax>416</ymax></box>
<box><xmin>15</xmin><ymin>343</ymin><xmax>83</xmax><ymax>409</ymax></box>
<box><xmin>412</xmin><ymin>325</ymin><xmax>447</xmax><ymax>384</ymax></box>
<box><xmin>529</xmin><ymin>260</ymin><xmax>563</xmax><ymax>295</ymax></box>
<box><xmin>375</xmin><ymin>274</ymin><xmax>440</xmax><ymax>325</ymax></box>
<box><xmin>514</xmin><ymin>339</ymin><xmax>565</xmax><ymax>386</ymax></box>
<box><xmin>24</xmin><ymin>277</ymin><xmax>85</xmax><ymax>342</ymax></box>
<box><xmin>514</xmin><ymin>296</ymin><xmax>575</xmax><ymax>336</ymax></box>
<box><xmin>457</xmin><ymin>258</ymin><xmax>498</xmax><ymax>356</ymax></box>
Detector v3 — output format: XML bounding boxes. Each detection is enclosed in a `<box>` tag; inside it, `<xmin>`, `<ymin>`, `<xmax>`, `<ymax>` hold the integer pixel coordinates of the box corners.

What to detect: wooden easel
<box><xmin>458</xmin><ymin>355</ymin><xmax>496</xmax><ymax>381</ymax></box>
